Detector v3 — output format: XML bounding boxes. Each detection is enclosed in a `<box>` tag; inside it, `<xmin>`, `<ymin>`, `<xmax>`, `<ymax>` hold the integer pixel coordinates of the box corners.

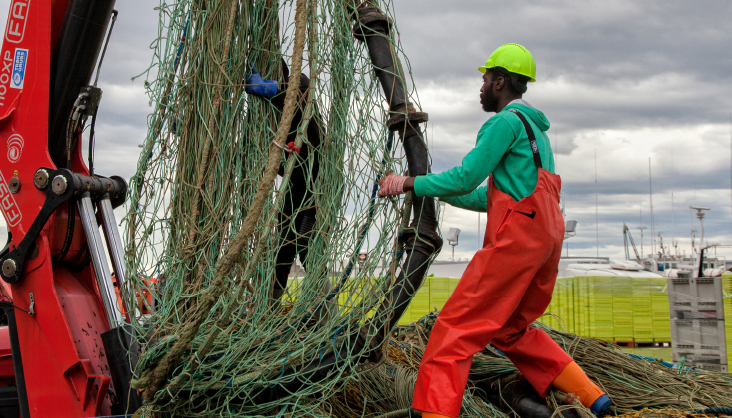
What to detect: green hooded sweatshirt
<box><xmin>413</xmin><ymin>100</ymin><xmax>554</xmax><ymax>211</ymax></box>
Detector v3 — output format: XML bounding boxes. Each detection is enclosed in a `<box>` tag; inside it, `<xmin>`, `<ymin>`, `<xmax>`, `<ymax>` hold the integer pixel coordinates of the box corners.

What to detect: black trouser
<box><xmin>270</xmin><ymin>64</ymin><xmax>322</xmax><ymax>292</ymax></box>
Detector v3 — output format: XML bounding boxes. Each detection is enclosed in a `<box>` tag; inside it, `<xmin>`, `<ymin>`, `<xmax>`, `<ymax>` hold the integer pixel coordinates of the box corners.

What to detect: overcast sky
<box><xmin>1</xmin><ymin>0</ymin><xmax>731</xmax><ymax>263</ymax></box>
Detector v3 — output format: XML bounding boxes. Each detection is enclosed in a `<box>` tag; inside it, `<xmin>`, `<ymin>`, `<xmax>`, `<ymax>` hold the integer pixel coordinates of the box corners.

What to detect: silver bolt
<box><xmin>52</xmin><ymin>175</ymin><xmax>67</xmax><ymax>195</ymax></box>
<box><xmin>2</xmin><ymin>259</ymin><xmax>16</xmax><ymax>278</ymax></box>
<box><xmin>34</xmin><ymin>169</ymin><xmax>49</xmax><ymax>189</ymax></box>
<box><xmin>8</xmin><ymin>177</ymin><xmax>20</xmax><ymax>193</ymax></box>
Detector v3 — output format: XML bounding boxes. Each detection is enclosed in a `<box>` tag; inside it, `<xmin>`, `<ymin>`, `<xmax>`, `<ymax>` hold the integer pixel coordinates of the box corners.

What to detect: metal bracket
<box><xmin>0</xmin><ymin>169</ymin><xmax>126</xmax><ymax>284</ymax></box>
<box><xmin>0</xmin><ymin>168</ymin><xmax>75</xmax><ymax>284</ymax></box>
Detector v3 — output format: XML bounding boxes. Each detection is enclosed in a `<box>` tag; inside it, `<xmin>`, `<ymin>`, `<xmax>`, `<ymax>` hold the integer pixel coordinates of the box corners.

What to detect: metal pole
<box><xmin>478</xmin><ymin>212</ymin><xmax>481</xmax><ymax>250</ymax></box>
<box><xmin>699</xmin><ymin>214</ymin><xmax>705</xmax><ymax>250</ymax></box>
<box><xmin>649</xmin><ymin>157</ymin><xmax>655</xmax><ymax>256</ymax></box>
<box><xmin>77</xmin><ymin>193</ymin><xmax>122</xmax><ymax>326</ymax></box>
<box><xmin>555</xmin><ymin>127</ymin><xmax>558</xmax><ymax>170</ymax></box>
<box><xmin>637</xmin><ymin>226</ymin><xmax>647</xmax><ymax>257</ymax></box>
<box><xmin>671</xmin><ymin>147</ymin><xmax>675</xmax><ymax>253</ymax></box>
<box><xmin>98</xmin><ymin>195</ymin><xmax>140</xmax><ymax>322</ymax></box>
<box><xmin>639</xmin><ymin>195</ymin><xmax>643</xmax><ymax>255</ymax></box>
<box><xmin>595</xmin><ymin>149</ymin><xmax>599</xmax><ymax>257</ymax></box>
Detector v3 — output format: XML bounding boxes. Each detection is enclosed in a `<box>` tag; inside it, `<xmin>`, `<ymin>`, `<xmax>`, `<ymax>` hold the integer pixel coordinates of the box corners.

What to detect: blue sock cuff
<box><xmin>590</xmin><ymin>394</ymin><xmax>612</xmax><ymax>416</ymax></box>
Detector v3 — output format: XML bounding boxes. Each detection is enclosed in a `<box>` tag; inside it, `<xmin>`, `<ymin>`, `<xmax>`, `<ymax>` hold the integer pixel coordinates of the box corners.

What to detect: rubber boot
<box><xmin>552</xmin><ymin>361</ymin><xmax>612</xmax><ymax>416</ymax></box>
<box><xmin>421</xmin><ymin>413</ymin><xmax>451</xmax><ymax>418</ymax></box>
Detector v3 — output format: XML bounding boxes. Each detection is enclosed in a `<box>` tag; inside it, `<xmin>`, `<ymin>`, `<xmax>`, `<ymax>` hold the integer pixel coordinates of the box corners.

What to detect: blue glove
<box><xmin>245</xmin><ymin>63</ymin><xmax>278</xmax><ymax>99</ymax></box>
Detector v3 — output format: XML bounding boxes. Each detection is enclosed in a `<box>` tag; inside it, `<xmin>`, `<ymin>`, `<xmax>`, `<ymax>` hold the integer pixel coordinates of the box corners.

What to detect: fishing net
<box><xmin>438</xmin><ymin>315</ymin><xmax>732</xmax><ymax>414</ymax></box>
<box><xmin>121</xmin><ymin>0</ymin><xmax>732</xmax><ymax>416</ymax></box>
<box><xmin>123</xmin><ymin>0</ymin><xmax>438</xmax><ymax>416</ymax></box>
<box><xmin>327</xmin><ymin>314</ymin><xmax>732</xmax><ymax>418</ymax></box>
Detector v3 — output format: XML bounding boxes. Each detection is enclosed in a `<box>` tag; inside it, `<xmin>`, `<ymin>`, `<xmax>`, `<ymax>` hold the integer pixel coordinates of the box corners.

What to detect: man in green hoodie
<box><xmin>378</xmin><ymin>44</ymin><xmax>612</xmax><ymax>418</ymax></box>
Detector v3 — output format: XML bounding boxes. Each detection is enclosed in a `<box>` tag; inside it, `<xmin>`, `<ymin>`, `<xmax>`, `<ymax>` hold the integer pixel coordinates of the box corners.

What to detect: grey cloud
<box><xmin>394</xmin><ymin>1</ymin><xmax>732</xmax><ymax>133</ymax></box>
<box><xmin>1</xmin><ymin>1</ymin><xmax>729</xmax><ymax>262</ymax></box>
<box><xmin>394</xmin><ymin>1</ymin><xmax>732</xmax><ymax>83</ymax></box>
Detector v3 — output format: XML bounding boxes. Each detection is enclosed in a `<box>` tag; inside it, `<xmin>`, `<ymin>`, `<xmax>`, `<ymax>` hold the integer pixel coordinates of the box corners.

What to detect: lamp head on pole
<box><xmin>446</xmin><ymin>228</ymin><xmax>461</xmax><ymax>246</ymax></box>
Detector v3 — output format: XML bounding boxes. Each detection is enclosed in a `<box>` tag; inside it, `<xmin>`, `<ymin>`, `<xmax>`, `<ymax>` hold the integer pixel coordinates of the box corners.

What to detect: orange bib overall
<box><xmin>412</xmin><ymin>117</ymin><xmax>573</xmax><ymax>418</ymax></box>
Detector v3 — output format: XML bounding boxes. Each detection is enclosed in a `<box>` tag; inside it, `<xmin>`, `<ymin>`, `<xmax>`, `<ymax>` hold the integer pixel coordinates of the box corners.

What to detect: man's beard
<box><xmin>480</xmin><ymin>89</ymin><xmax>499</xmax><ymax>113</ymax></box>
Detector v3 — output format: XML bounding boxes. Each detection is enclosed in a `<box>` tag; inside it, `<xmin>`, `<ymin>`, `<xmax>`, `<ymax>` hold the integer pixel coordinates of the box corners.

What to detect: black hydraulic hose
<box><xmin>88</xmin><ymin>107</ymin><xmax>99</xmax><ymax>176</ymax></box>
<box><xmin>1</xmin><ymin>303</ymin><xmax>30</xmax><ymax>418</ymax></box>
<box><xmin>49</xmin><ymin>0</ymin><xmax>116</xmax><ymax>167</ymax></box>
<box><xmin>693</xmin><ymin>408</ymin><xmax>732</xmax><ymax>415</ymax></box>
<box><xmin>350</xmin><ymin>1</ymin><xmax>440</xmax><ymax>347</ymax></box>
<box><xmin>374</xmin><ymin>409</ymin><xmax>422</xmax><ymax>418</ymax></box>
<box><xmin>477</xmin><ymin>375</ymin><xmax>558</xmax><ymax>418</ymax></box>
<box><xmin>257</xmin><ymin>3</ymin><xmax>441</xmax><ymax>402</ymax></box>
<box><xmin>368</xmin><ymin>125</ymin><xmax>437</xmax><ymax>335</ymax></box>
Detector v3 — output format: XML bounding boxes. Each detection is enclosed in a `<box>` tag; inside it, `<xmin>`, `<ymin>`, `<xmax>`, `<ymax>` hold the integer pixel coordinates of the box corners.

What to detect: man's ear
<box><xmin>494</xmin><ymin>75</ymin><xmax>505</xmax><ymax>91</ymax></box>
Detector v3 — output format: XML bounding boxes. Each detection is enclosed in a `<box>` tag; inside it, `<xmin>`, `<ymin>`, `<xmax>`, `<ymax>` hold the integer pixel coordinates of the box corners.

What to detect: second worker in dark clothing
<box><xmin>246</xmin><ymin>59</ymin><xmax>323</xmax><ymax>302</ymax></box>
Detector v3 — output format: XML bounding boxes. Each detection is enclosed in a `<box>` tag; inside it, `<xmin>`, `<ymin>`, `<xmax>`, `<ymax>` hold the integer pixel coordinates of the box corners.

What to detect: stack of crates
<box><xmin>632</xmin><ymin>278</ymin><xmax>655</xmax><ymax>343</ymax></box>
<box><xmin>650</xmin><ymin>277</ymin><xmax>671</xmax><ymax>342</ymax></box>
<box><xmin>571</xmin><ymin>278</ymin><xmax>583</xmax><ymax>335</ymax></box>
<box><xmin>410</xmin><ymin>277</ymin><xmax>431</xmax><ymax>322</ymax></box>
<box><xmin>543</xmin><ymin>283</ymin><xmax>563</xmax><ymax>331</ymax></box>
<box><xmin>556</xmin><ymin>278</ymin><xmax>574</xmax><ymax>333</ymax></box>
<box><xmin>573</xmin><ymin>277</ymin><xmax>589</xmax><ymax>337</ymax></box>
<box><xmin>449</xmin><ymin>278</ymin><xmax>460</xmax><ymax>295</ymax></box>
<box><xmin>587</xmin><ymin>277</ymin><xmax>614</xmax><ymax>341</ymax></box>
<box><xmin>429</xmin><ymin>277</ymin><xmax>451</xmax><ymax>313</ymax></box>
<box><xmin>724</xmin><ymin>273</ymin><xmax>732</xmax><ymax>366</ymax></box>
<box><xmin>398</xmin><ymin>277</ymin><xmax>461</xmax><ymax>324</ymax></box>
<box><xmin>612</xmin><ymin>277</ymin><xmax>634</xmax><ymax>342</ymax></box>
<box><xmin>539</xmin><ymin>275</ymin><xmax>673</xmax><ymax>344</ymax></box>
<box><xmin>668</xmin><ymin>275</ymin><xmax>728</xmax><ymax>372</ymax></box>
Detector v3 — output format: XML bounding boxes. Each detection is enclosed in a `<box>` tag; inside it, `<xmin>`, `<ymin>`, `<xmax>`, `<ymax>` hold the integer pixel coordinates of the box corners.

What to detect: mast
<box><xmin>555</xmin><ymin>126</ymin><xmax>558</xmax><ymax>170</ymax></box>
<box><xmin>563</xmin><ymin>191</ymin><xmax>569</xmax><ymax>257</ymax></box>
<box><xmin>637</xmin><ymin>225</ymin><xmax>647</xmax><ymax>257</ymax></box>
<box><xmin>671</xmin><ymin>147</ymin><xmax>675</xmax><ymax>255</ymax></box>
<box><xmin>639</xmin><ymin>195</ymin><xmax>644</xmax><ymax>256</ymax></box>
<box><xmin>649</xmin><ymin>157</ymin><xmax>655</xmax><ymax>256</ymax></box>
<box><xmin>595</xmin><ymin>149</ymin><xmax>599</xmax><ymax>257</ymax></box>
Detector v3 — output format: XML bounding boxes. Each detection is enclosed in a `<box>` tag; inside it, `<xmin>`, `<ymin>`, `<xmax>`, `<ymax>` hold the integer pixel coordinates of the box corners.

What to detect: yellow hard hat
<box><xmin>478</xmin><ymin>43</ymin><xmax>536</xmax><ymax>82</ymax></box>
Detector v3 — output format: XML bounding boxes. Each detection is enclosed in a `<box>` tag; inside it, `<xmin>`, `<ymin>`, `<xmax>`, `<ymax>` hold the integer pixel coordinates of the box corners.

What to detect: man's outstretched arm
<box><xmin>440</xmin><ymin>187</ymin><xmax>488</xmax><ymax>212</ymax></box>
<box><xmin>380</xmin><ymin>116</ymin><xmax>514</xmax><ymax>201</ymax></box>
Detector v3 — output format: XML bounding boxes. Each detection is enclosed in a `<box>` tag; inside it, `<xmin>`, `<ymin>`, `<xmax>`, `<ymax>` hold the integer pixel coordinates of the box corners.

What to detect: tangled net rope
<box><xmin>122</xmin><ymin>0</ymin><xmax>732</xmax><ymax>416</ymax></box>
<box><xmin>395</xmin><ymin>315</ymin><xmax>732</xmax><ymax>415</ymax></box>
<box><xmin>124</xmin><ymin>0</ymin><xmax>439</xmax><ymax>415</ymax></box>
<box><xmin>328</xmin><ymin>315</ymin><xmax>732</xmax><ymax>418</ymax></box>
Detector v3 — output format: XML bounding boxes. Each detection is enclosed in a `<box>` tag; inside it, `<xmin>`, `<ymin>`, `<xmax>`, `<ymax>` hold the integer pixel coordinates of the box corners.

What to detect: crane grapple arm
<box><xmin>0</xmin><ymin>1</ymin><xmax>139</xmax><ymax>416</ymax></box>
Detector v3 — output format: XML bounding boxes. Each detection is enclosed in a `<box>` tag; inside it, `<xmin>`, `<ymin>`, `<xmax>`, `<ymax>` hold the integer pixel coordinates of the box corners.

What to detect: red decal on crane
<box><xmin>0</xmin><ymin>170</ymin><xmax>21</xmax><ymax>226</ymax></box>
<box><xmin>5</xmin><ymin>0</ymin><xmax>30</xmax><ymax>44</ymax></box>
<box><xmin>6</xmin><ymin>133</ymin><xmax>23</xmax><ymax>162</ymax></box>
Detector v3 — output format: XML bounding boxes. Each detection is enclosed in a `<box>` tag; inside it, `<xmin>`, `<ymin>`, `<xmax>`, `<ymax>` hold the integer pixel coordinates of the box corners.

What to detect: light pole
<box><xmin>636</xmin><ymin>226</ymin><xmax>647</xmax><ymax>257</ymax></box>
<box><xmin>438</xmin><ymin>200</ymin><xmax>447</xmax><ymax>230</ymax></box>
<box><xmin>689</xmin><ymin>206</ymin><xmax>710</xmax><ymax>249</ymax></box>
<box><xmin>446</xmin><ymin>228</ymin><xmax>461</xmax><ymax>261</ymax></box>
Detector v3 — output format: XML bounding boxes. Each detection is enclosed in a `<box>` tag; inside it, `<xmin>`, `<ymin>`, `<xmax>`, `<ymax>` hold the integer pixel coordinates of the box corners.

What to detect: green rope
<box><xmin>124</xmin><ymin>0</ymin><xmax>430</xmax><ymax>415</ymax></box>
<box><xmin>122</xmin><ymin>1</ymin><xmax>732</xmax><ymax>416</ymax></box>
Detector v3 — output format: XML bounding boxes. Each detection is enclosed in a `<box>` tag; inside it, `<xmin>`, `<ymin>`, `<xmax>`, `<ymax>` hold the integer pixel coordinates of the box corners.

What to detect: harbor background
<box><xmin>0</xmin><ymin>2</ymin><xmax>730</xmax><ymax>282</ymax></box>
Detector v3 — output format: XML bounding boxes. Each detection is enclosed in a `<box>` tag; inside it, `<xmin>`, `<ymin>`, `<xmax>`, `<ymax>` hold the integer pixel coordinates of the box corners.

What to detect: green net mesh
<box><xmin>120</xmin><ymin>1</ymin><xmax>732</xmax><ymax>417</ymax></box>
<box><xmin>122</xmin><ymin>0</ymin><xmax>436</xmax><ymax>415</ymax></box>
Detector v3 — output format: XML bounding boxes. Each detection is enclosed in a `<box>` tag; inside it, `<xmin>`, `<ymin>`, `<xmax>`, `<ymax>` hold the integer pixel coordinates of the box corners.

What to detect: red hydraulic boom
<box><xmin>0</xmin><ymin>0</ymin><xmax>141</xmax><ymax>416</ymax></box>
